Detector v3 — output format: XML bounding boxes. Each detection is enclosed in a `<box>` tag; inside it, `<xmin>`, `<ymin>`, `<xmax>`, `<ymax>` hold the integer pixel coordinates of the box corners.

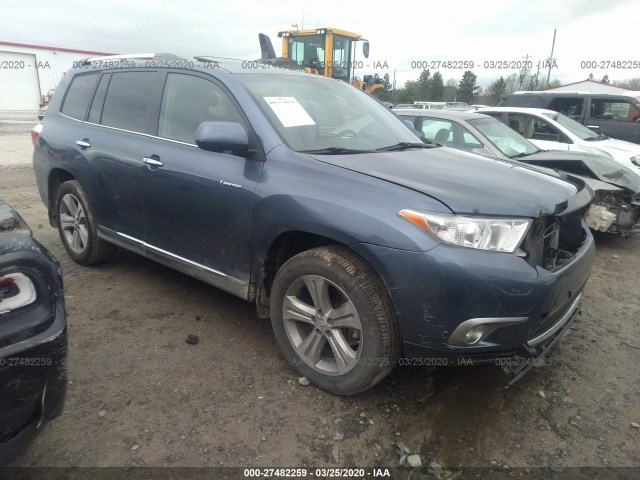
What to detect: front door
<box><xmin>140</xmin><ymin>72</ymin><xmax>264</xmax><ymax>295</ymax></box>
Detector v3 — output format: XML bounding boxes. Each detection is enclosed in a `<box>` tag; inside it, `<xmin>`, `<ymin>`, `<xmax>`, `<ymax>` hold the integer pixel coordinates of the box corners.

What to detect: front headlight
<box><xmin>631</xmin><ymin>155</ymin><xmax>640</xmax><ymax>167</ymax></box>
<box><xmin>399</xmin><ymin>209</ymin><xmax>531</xmax><ymax>253</ymax></box>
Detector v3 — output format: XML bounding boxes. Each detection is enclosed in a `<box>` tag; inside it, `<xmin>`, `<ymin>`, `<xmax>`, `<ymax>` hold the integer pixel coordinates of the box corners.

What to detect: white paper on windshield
<box><xmin>264</xmin><ymin>97</ymin><xmax>316</xmax><ymax>127</ymax></box>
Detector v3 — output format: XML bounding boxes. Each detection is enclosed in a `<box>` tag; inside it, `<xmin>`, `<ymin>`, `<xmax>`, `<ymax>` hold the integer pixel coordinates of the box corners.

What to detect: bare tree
<box><xmin>504</xmin><ymin>73</ymin><xmax>520</xmax><ymax>94</ymax></box>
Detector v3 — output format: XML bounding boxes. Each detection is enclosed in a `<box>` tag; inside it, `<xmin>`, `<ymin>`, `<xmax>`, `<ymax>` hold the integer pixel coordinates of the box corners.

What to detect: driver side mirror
<box><xmin>601</xmin><ymin>112</ymin><xmax>614</xmax><ymax>120</ymax></box>
<box><xmin>362</xmin><ymin>41</ymin><xmax>370</xmax><ymax>58</ymax></box>
<box><xmin>195</xmin><ymin>121</ymin><xmax>249</xmax><ymax>154</ymax></box>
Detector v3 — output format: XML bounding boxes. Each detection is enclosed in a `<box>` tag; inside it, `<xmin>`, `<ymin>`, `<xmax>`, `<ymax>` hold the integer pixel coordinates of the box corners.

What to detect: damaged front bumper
<box><xmin>582</xmin><ymin>178</ymin><xmax>640</xmax><ymax>235</ymax></box>
<box><xmin>498</xmin><ymin>291</ymin><xmax>582</xmax><ymax>388</ymax></box>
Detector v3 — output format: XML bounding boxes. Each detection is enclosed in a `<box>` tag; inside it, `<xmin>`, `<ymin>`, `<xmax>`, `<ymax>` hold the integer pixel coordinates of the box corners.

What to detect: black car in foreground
<box><xmin>0</xmin><ymin>200</ymin><xmax>67</xmax><ymax>465</ymax></box>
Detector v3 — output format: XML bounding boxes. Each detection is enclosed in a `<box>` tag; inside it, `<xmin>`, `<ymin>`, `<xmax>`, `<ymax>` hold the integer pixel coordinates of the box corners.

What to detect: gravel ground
<box><xmin>1</xmin><ymin>125</ymin><xmax>639</xmax><ymax>475</ymax></box>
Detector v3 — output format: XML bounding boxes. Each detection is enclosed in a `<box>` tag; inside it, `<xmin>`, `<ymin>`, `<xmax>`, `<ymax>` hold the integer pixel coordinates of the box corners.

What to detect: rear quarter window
<box><xmin>61</xmin><ymin>73</ymin><xmax>99</xmax><ymax>120</ymax></box>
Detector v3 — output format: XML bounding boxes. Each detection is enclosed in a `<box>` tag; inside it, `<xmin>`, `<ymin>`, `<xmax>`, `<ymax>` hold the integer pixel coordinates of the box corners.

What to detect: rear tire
<box><xmin>270</xmin><ymin>246</ymin><xmax>401</xmax><ymax>395</ymax></box>
<box><xmin>55</xmin><ymin>180</ymin><xmax>117</xmax><ymax>265</ymax></box>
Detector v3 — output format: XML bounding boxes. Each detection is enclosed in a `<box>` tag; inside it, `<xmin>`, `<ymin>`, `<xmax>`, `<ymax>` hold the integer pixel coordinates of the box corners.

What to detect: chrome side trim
<box><xmin>448</xmin><ymin>316</ymin><xmax>529</xmax><ymax>346</ymax></box>
<box><xmin>60</xmin><ymin>112</ymin><xmax>199</xmax><ymax>148</ymax></box>
<box><xmin>96</xmin><ymin>226</ymin><xmax>250</xmax><ymax>299</ymax></box>
<box><xmin>114</xmin><ymin>231</ymin><xmax>244</xmax><ymax>285</ymax></box>
<box><xmin>527</xmin><ymin>293</ymin><xmax>582</xmax><ymax>348</ymax></box>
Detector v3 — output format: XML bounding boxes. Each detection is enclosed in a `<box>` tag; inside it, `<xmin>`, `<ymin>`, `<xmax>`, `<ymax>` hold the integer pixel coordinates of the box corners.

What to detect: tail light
<box><xmin>31</xmin><ymin>123</ymin><xmax>43</xmax><ymax>146</ymax></box>
<box><xmin>0</xmin><ymin>273</ymin><xmax>37</xmax><ymax>314</ymax></box>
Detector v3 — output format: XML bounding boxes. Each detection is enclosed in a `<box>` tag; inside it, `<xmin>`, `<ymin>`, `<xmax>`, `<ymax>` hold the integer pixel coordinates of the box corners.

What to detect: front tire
<box><xmin>55</xmin><ymin>180</ymin><xmax>116</xmax><ymax>265</ymax></box>
<box><xmin>270</xmin><ymin>246</ymin><xmax>401</xmax><ymax>395</ymax></box>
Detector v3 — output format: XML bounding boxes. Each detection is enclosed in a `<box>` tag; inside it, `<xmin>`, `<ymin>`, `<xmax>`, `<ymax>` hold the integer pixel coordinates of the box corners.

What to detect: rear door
<box><xmin>140</xmin><ymin>71</ymin><xmax>264</xmax><ymax>293</ymax></box>
<box><xmin>80</xmin><ymin>70</ymin><xmax>164</xmax><ymax>240</ymax></box>
<box><xmin>585</xmin><ymin>96</ymin><xmax>640</xmax><ymax>143</ymax></box>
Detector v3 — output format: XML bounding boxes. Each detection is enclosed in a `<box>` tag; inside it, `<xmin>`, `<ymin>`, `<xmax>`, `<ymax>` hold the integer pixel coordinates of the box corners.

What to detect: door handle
<box><xmin>76</xmin><ymin>140</ymin><xmax>91</xmax><ymax>148</ymax></box>
<box><xmin>586</xmin><ymin>125</ymin><xmax>600</xmax><ymax>129</ymax></box>
<box><xmin>142</xmin><ymin>157</ymin><xmax>164</xmax><ymax>167</ymax></box>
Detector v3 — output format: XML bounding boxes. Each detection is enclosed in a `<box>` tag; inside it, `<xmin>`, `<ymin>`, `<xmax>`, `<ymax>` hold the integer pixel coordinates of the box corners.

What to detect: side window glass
<box><xmin>87</xmin><ymin>74</ymin><xmax>111</xmax><ymax>124</ymax></box>
<box><xmin>548</xmin><ymin>97</ymin><xmax>584</xmax><ymax>119</ymax></box>
<box><xmin>158</xmin><ymin>73</ymin><xmax>244</xmax><ymax>144</ymax></box>
<box><xmin>590</xmin><ymin>99</ymin><xmax>640</xmax><ymax>121</ymax></box>
<box><xmin>101</xmin><ymin>72</ymin><xmax>158</xmax><ymax>133</ymax></box>
<box><xmin>532</xmin><ymin>118</ymin><xmax>560</xmax><ymax>136</ymax></box>
<box><xmin>61</xmin><ymin>74</ymin><xmax>99</xmax><ymax>120</ymax></box>
<box><xmin>460</xmin><ymin>129</ymin><xmax>483</xmax><ymax>149</ymax></box>
<box><xmin>421</xmin><ymin>118</ymin><xmax>453</xmax><ymax>144</ymax></box>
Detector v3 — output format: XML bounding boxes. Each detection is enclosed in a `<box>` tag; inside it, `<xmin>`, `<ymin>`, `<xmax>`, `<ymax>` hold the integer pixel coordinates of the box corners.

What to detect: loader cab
<box><xmin>278</xmin><ymin>27</ymin><xmax>368</xmax><ymax>84</ymax></box>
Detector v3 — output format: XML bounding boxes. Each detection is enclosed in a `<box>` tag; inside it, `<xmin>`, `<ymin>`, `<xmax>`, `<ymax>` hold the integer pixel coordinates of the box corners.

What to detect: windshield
<box><xmin>543</xmin><ymin>111</ymin><xmax>604</xmax><ymax>140</ymax></box>
<box><xmin>288</xmin><ymin>34</ymin><xmax>326</xmax><ymax>75</ymax></box>
<box><xmin>468</xmin><ymin>117</ymin><xmax>539</xmax><ymax>157</ymax></box>
<box><xmin>237</xmin><ymin>73</ymin><xmax>421</xmax><ymax>152</ymax></box>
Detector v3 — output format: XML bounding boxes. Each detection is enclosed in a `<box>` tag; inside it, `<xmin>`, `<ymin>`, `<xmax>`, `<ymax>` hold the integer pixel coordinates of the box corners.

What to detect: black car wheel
<box><xmin>55</xmin><ymin>180</ymin><xmax>116</xmax><ymax>265</ymax></box>
<box><xmin>270</xmin><ymin>246</ymin><xmax>401</xmax><ymax>395</ymax></box>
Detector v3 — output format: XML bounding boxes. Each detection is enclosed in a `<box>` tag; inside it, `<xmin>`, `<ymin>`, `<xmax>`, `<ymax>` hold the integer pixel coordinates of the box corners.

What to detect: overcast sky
<box><xmin>2</xmin><ymin>0</ymin><xmax>639</xmax><ymax>88</ymax></box>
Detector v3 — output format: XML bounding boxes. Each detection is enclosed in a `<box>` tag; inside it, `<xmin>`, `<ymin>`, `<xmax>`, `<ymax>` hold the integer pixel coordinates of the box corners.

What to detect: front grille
<box><xmin>522</xmin><ymin>211</ymin><xmax>586</xmax><ymax>271</ymax></box>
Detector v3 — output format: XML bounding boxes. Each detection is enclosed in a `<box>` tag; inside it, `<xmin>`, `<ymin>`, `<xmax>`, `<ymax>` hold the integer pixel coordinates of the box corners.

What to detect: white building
<box><xmin>0</xmin><ymin>41</ymin><xmax>113</xmax><ymax>111</ymax></box>
<box><xmin>544</xmin><ymin>79</ymin><xmax>639</xmax><ymax>96</ymax></box>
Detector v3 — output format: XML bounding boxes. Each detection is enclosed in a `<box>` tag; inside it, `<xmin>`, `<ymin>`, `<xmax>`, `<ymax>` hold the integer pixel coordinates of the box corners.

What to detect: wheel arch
<box><xmin>47</xmin><ymin>168</ymin><xmax>76</xmax><ymax>227</ymax></box>
<box><xmin>254</xmin><ymin>229</ymin><xmax>393</xmax><ymax>320</ymax></box>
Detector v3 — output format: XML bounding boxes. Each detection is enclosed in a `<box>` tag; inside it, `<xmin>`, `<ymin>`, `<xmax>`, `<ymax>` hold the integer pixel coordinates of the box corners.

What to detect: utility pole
<box><xmin>546</xmin><ymin>29</ymin><xmax>557</xmax><ymax>88</ymax></box>
<box><xmin>519</xmin><ymin>54</ymin><xmax>530</xmax><ymax>90</ymax></box>
<box><xmin>392</xmin><ymin>69</ymin><xmax>396</xmax><ymax>104</ymax></box>
<box><xmin>534</xmin><ymin>61</ymin><xmax>541</xmax><ymax>90</ymax></box>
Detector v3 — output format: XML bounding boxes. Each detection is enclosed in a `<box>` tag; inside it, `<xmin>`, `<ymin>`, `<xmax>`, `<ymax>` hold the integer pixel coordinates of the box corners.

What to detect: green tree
<box><xmin>396</xmin><ymin>80</ymin><xmax>419</xmax><ymax>103</ymax></box>
<box><xmin>489</xmin><ymin>76</ymin><xmax>506</xmax><ymax>104</ymax></box>
<box><xmin>458</xmin><ymin>70</ymin><xmax>478</xmax><ymax>104</ymax></box>
<box><xmin>383</xmin><ymin>73</ymin><xmax>392</xmax><ymax>91</ymax></box>
<box><xmin>429</xmin><ymin>72</ymin><xmax>444</xmax><ymax>101</ymax></box>
<box><xmin>417</xmin><ymin>69</ymin><xmax>431</xmax><ymax>100</ymax></box>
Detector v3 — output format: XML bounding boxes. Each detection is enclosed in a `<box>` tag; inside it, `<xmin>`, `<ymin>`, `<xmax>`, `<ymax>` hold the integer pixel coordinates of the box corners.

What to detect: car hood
<box><xmin>593</xmin><ymin>137</ymin><xmax>640</xmax><ymax>155</ymax></box>
<box><xmin>522</xmin><ymin>150</ymin><xmax>640</xmax><ymax>193</ymax></box>
<box><xmin>308</xmin><ymin>147</ymin><xmax>589</xmax><ymax>217</ymax></box>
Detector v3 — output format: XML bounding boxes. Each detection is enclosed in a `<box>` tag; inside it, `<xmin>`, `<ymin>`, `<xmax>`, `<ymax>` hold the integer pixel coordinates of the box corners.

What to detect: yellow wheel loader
<box><xmin>258</xmin><ymin>27</ymin><xmax>384</xmax><ymax>95</ymax></box>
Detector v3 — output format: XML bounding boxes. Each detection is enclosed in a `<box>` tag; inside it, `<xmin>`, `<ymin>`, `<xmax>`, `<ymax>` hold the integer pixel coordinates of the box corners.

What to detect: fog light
<box><xmin>464</xmin><ymin>326</ymin><xmax>485</xmax><ymax>345</ymax></box>
<box><xmin>448</xmin><ymin>316</ymin><xmax>529</xmax><ymax>347</ymax></box>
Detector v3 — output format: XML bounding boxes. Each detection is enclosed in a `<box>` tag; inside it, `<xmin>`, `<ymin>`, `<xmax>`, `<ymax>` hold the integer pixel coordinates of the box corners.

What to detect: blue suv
<box><xmin>33</xmin><ymin>54</ymin><xmax>595</xmax><ymax>394</ymax></box>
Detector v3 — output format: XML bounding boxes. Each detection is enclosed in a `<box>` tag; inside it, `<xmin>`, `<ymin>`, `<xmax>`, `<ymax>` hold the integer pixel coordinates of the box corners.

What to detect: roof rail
<box><xmin>82</xmin><ymin>52</ymin><xmax>184</xmax><ymax>65</ymax></box>
<box><xmin>194</xmin><ymin>55</ymin><xmax>245</xmax><ymax>62</ymax></box>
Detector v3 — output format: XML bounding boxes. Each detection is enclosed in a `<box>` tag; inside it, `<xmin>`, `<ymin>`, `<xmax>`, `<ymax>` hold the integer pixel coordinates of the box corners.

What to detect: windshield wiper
<box><xmin>375</xmin><ymin>142</ymin><xmax>436</xmax><ymax>152</ymax></box>
<box><xmin>584</xmin><ymin>134</ymin><xmax>608</xmax><ymax>141</ymax></box>
<box><xmin>509</xmin><ymin>152</ymin><xmax>537</xmax><ymax>158</ymax></box>
<box><xmin>300</xmin><ymin>147</ymin><xmax>374</xmax><ymax>155</ymax></box>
